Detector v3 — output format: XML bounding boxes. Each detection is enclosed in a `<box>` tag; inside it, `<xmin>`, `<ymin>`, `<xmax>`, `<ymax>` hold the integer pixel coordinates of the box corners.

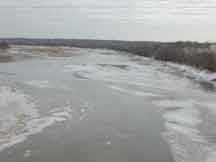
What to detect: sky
<box><xmin>0</xmin><ymin>0</ymin><xmax>216</xmax><ymax>41</ymax></box>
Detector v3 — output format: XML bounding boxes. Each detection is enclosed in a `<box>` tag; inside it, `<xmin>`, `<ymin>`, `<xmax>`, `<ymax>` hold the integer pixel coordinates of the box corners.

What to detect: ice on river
<box><xmin>0</xmin><ymin>46</ymin><xmax>216</xmax><ymax>162</ymax></box>
<box><xmin>0</xmin><ymin>86</ymin><xmax>72</xmax><ymax>151</ymax></box>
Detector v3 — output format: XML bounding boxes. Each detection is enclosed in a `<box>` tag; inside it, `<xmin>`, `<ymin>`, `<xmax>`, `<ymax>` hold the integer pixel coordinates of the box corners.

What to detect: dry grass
<box><xmin>21</xmin><ymin>46</ymin><xmax>81</xmax><ymax>57</ymax></box>
<box><xmin>31</xmin><ymin>46</ymin><xmax>64</xmax><ymax>53</ymax></box>
<box><xmin>0</xmin><ymin>55</ymin><xmax>13</xmax><ymax>63</ymax></box>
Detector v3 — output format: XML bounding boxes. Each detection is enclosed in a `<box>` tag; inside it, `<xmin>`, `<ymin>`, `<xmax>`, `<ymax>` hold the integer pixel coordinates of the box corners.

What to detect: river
<box><xmin>0</xmin><ymin>46</ymin><xmax>216</xmax><ymax>162</ymax></box>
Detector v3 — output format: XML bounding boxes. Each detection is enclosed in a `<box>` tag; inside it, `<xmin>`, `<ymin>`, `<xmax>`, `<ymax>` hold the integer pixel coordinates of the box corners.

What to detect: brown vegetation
<box><xmin>154</xmin><ymin>45</ymin><xmax>216</xmax><ymax>71</ymax></box>
<box><xmin>0</xmin><ymin>55</ymin><xmax>13</xmax><ymax>63</ymax></box>
<box><xmin>0</xmin><ymin>42</ymin><xmax>10</xmax><ymax>49</ymax></box>
<box><xmin>1</xmin><ymin>39</ymin><xmax>216</xmax><ymax>71</ymax></box>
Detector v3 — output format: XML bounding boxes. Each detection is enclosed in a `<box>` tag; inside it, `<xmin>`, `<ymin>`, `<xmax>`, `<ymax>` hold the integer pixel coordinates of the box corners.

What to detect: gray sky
<box><xmin>0</xmin><ymin>0</ymin><xmax>216</xmax><ymax>41</ymax></box>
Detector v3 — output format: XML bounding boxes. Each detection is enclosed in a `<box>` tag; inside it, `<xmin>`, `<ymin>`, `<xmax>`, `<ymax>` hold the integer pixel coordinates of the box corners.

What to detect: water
<box><xmin>0</xmin><ymin>46</ymin><xmax>216</xmax><ymax>162</ymax></box>
<box><xmin>0</xmin><ymin>0</ymin><xmax>216</xmax><ymax>41</ymax></box>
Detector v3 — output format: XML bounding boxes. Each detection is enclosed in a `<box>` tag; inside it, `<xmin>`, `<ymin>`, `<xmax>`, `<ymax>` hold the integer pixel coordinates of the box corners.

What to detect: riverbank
<box><xmin>1</xmin><ymin>39</ymin><xmax>216</xmax><ymax>72</ymax></box>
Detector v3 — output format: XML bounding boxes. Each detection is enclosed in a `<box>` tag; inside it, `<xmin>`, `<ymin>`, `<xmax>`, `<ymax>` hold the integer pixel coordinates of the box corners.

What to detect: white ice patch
<box><xmin>78</xmin><ymin>102</ymin><xmax>93</xmax><ymax>121</ymax></box>
<box><xmin>25</xmin><ymin>80</ymin><xmax>51</xmax><ymax>88</ymax></box>
<box><xmin>155</xmin><ymin>99</ymin><xmax>216</xmax><ymax>162</ymax></box>
<box><xmin>158</xmin><ymin>99</ymin><xmax>203</xmax><ymax>141</ymax></box>
<box><xmin>0</xmin><ymin>86</ymin><xmax>72</xmax><ymax>151</ymax></box>
<box><xmin>64</xmin><ymin>64</ymin><xmax>117</xmax><ymax>82</ymax></box>
<box><xmin>51</xmin><ymin>105</ymin><xmax>73</xmax><ymax>120</ymax></box>
<box><xmin>208</xmin><ymin>73</ymin><xmax>216</xmax><ymax>81</ymax></box>
<box><xmin>155</xmin><ymin>100</ymin><xmax>195</xmax><ymax>109</ymax></box>
<box><xmin>163</xmin><ymin>106</ymin><xmax>202</xmax><ymax>127</ymax></box>
<box><xmin>205</xmin><ymin>152</ymin><xmax>216</xmax><ymax>162</ymax></box>
<box><xmin>166</xmin><ymin>62</ymin><xmax>216</xmax><ymax>83</ymax></box>
<box><xmin>0</xmin><ymin>86</ymin><xmax>38</xmax><ymax>132</ymax></box>
<box><xmin>109</xmin><ymin>85</ymin><xmax>157</xmax><ymax>97</ymax></box>
<box><xmin>206</xmin><ymin>104</ymin><xmax>216</xmax><ymax>117</ymax></box>
<box><xmin>64</xmin><ymin>63</ymin><xmax>191</xmax><ymax>96</ymax></box>
<box><xmin>106</xmin><ymin>141</ymin><xmax>111</xmax><ymax>145</ymax></box>
<box><xmin>23</xmin><ymin>150</ymin><xmax>32</xmax><ymax>158</ymax></box>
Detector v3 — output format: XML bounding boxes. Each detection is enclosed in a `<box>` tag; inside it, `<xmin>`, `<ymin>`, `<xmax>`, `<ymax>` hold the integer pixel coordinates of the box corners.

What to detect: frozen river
<box><xmin>0</xmin><ymin>46</ymin><xmax>216</xmax><ymax>162</ymax></box>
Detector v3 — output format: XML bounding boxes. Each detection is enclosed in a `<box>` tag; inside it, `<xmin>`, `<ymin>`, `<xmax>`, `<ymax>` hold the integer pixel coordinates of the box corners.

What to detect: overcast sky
<box><xmin>0</xmin><ymin>0</ymin><xmax>216</xmax><ymax>41</ymax></box>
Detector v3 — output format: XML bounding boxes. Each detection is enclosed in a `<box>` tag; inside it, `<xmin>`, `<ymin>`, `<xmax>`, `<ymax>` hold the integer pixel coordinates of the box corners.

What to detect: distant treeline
<box><xmin>1</xmin><ymin>38</ymin><xmax>216</xmax><ymax>71</ymax></box>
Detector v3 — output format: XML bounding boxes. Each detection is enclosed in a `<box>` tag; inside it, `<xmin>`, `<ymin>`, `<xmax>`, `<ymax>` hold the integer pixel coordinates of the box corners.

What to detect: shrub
<box><xmin>187</xmin><ymin>51</ymin><xmax>216</xmax><ymax>71</ymax></box>
<box><xmin>154</xmin><ymin>45</ymin><xmax>216</xmax><ymax>72</ymax></box>
<box><xmin>0</xmin><ymin>42</ymin><xmax>10</xmax><ymax>49</ymax></box>
<box><xmin>154</xmin><ymin>46</ymin><xmax>186</xmax><ymax>63</ymax></box>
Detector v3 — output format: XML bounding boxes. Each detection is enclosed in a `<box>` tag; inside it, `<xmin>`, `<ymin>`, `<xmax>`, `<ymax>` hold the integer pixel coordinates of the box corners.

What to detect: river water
<box><xmin>0</xmin><ymin>46</ymin><xmax>216</xmax><ymax>162</ymax></box>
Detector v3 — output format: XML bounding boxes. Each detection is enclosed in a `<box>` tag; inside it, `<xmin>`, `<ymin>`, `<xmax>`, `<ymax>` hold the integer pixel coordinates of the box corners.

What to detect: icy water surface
<box><xmin>0</xmin><ymin>46</ymin><xmax>216</xmax><ymax>162</ymax></box>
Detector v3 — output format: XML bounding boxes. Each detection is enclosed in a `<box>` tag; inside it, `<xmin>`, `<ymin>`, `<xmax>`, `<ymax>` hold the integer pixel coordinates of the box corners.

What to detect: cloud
<box><xmin>0</xmin><ymin>0</ymin><xmax>216</xmax><ymax>41</ymax></box>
